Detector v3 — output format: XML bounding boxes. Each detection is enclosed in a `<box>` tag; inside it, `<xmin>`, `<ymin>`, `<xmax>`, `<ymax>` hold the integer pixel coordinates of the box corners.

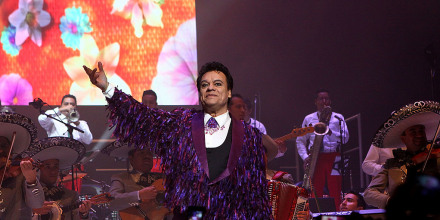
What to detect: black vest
<box><xmin>206</xmin><ymin>123</ymin><xmax>232</xmax><ymax>181</ymax></box>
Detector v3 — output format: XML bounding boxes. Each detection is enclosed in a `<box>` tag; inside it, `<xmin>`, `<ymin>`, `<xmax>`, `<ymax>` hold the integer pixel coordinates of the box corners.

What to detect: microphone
<box><xmin>334</xmin><ymin>115</ymin><xmax>343</xmax><ymax>121</ymax></box>
<box><xmin>29</xmin><ymin>98</ymin><xmax>46</xmax><ymax>109</ymax></box>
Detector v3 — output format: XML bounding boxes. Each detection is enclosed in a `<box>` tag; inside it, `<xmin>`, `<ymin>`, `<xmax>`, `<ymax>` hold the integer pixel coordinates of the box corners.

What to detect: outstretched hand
<box><xmin>82</xmin><ymin>61</ymin><xmax>109</xmax><ymax>92</ymax></box>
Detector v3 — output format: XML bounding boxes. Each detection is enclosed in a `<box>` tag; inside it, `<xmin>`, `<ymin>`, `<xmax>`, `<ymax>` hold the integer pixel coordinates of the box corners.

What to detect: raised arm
<box><xmin>82</xmin><ymin>62</ymin><xmax>181</xmax><ymax>153</ymax></box>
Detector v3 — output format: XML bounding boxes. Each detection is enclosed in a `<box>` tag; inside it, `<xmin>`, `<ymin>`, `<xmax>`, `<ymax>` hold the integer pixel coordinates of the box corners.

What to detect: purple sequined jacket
<box><xmin>107</xmin><ymin>89</ymin><xmax>272</xmax><ymax>219</ymax></box>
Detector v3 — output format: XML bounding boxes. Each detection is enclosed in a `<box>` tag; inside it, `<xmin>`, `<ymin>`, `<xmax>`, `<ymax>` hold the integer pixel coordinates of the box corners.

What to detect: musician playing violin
<box><xmin>364</xmin><ymin>101</ymin><xmax>440</xmax><ymax>209</ymax></box>
<box><xmin>0</xmin><ymin>110</ymin><xmax>45</xmax><ymax>219</ymax></box>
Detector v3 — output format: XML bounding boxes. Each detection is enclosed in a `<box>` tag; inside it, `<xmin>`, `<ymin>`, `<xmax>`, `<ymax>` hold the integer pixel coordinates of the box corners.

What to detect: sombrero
<box><xmin>372</xmin><ymin>101</ymin><xmax>440</xmax><ymax>148</ymax></box>
<box><xmin>0</xmin><ymin>112</ymin><xmax>38</xmax><ymax>158</ymax></box>
<box><xmin>24</xmin><ymin>137</ymin><xmax>86</xmax><ymax>170</ymax></box>
<box><xmin>102</xmin><ymin>140</ymin><xmax>136</xmax><ymax>159</ymax></box>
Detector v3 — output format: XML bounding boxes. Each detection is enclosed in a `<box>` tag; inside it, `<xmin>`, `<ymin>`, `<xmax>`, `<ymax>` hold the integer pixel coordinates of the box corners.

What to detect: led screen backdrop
<box><xmin>0</xmin><ymin>0</ymin><xmax>197</xmax><ymax>105</ymax></box>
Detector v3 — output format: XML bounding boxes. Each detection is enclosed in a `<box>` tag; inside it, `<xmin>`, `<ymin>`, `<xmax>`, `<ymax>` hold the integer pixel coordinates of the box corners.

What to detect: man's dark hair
<box><xmin>196</xmin><ymin>61</ymin><xmax>233</xmax><ymax>92</ymax></box>
<box><xmin>315</xmin><ymin>89</ymin><xmax>330</xmax><ymax>99</ymax></box>
<box><xmin>348</xmin><ymin>191</ymin><xmax>366</xmax><ymax>209</ymax></box>
<box><xmin>61</xmin><ymin>94</ymin><xmax>77</xmax><ymax>105</ymax></box>
<box><xmin>142</xmin><ymin>90</ymin><xmax>157</xmax><ymax>101</ymax></box>
<box><xmin>228</xmin><ymin>94</ymin><xmax>243</xmax><ymax>107</ymax></box>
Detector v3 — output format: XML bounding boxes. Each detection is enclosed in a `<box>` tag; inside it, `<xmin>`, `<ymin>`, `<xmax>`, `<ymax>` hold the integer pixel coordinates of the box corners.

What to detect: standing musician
<box><xmin>102</xmin><ymin>142</ymin><xmax>169</xmax><ymax>219</ymax></box>
<box><xmin>27</xmin><ymin>137</ymin><xmax>92</xmax><ymax>220</ymax></box>
<box><xmin>228</xmin><ymin>94</ymin><xmax>293</xmax><ymax>183</ymax></box>
<box><xmin>0</xmin><ymin>112</ymin><xmax>44</xmax><ymax>219</ymax></box>
<box><xmin>38</xmin><ymin>94</ymin><xmax>93</xmax><ymax>145</ymax></box>
<box><xmin>364</xmin><ymin>101</ymin><xmax>440</xmax><ymax>209</ymax></box>
<box><xmin>83</xmin><ymin>61</ymin><xmax>279</xmax><ymax>218</ymax></box>
<box><xmin>296</xmin><ymin>89</ymin><xmax>349</xmax><ymax>209</ymax></box>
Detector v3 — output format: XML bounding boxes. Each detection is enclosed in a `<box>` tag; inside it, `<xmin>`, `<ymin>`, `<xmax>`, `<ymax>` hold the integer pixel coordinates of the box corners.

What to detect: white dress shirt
<box><xmin>362</xmin><ymin>145</ymin><xmax>400</xmax><ymax>176</ymax></box>
<box><xmin>296</xmin><ymin>111</ymin><xmax>349</xmax><ymax>160</ymax></box>
<box><xmin>204</xmin><ymin>112</ymin><xmax>231</xmax><ymax>148</ymax></box>
<box><xmin>38</xmin><ymin>107</ymin><xmax>93</xmax><ymax>145</ymax></box>
<box><xmin>104</xmin><ymin>84</ymin><xmax>232</xmax><ymax>149</ymax></box>
<box><xmin>246</xmin><ymin>118</ymin><xmax>267</xmax><ymax>135</ymax></box>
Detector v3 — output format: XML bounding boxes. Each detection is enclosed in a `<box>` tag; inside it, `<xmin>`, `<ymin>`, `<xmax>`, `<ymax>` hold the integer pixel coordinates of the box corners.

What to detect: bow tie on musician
<box><xmin>26</xmin><ymin>137</ymin><xmax>93</xmax><ymax>220</ymax></box>
<box><xmin>103</xmin><ymin>141</ymin><xmax>170</xmax><ymax>220</ymax></box>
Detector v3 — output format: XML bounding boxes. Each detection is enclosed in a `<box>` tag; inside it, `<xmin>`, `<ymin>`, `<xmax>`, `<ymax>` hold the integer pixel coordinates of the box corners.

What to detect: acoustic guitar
<box><xmin>119</xmin><ymin>178</ymin><xmax>171</xmax><ymax>220</ymax></box>
<box><xmin>32</xmin><ymin>193</ymin><xmax>112</xmax><ymax>220</ymax></box>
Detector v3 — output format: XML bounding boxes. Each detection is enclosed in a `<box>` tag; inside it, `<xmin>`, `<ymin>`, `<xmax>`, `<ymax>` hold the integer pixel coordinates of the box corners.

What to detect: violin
<box><xmin>411</xmin><ymin>143</ymin><xmax>440</xmax><ymax>165</ymax></box>
<box><xmin>0</xmin><ymin>157</ymin><xmax>41</xmax><ymax>186</ymax></box>
<box><xmin>384</xmin><ymin>143</ymin><xmax>440</xmax><ymax>170</ymax></box>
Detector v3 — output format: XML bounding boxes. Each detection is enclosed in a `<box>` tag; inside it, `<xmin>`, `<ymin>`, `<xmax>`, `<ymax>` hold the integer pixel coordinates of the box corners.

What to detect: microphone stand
<box><xmin>32</xmin><ymin>100</ymin><xmax>84</xmax><ymax>219</ymax></box>
<box><xmin>337</xmin><ymin>117</ymin><xmax>346</xmax><ymax>196</ymax></box>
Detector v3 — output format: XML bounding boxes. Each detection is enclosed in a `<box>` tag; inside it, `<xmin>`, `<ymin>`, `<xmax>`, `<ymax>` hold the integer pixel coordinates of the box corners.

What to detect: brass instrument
<box><xmin>68</xmin><ymin>109</ymin><xmax>80</xmax><ymax>123</ymax></box>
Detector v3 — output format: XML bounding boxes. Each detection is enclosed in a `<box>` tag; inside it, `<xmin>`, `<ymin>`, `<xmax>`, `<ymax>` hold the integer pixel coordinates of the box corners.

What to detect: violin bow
<box><xmin>422</xmin><ymin>120</ymin><xmax>440</xmax><ymax>172</ymax></box>
<box><xmin>0</xmin><ymin>131</ymin><xmax>16</xmax><ymax>187</ymax></box>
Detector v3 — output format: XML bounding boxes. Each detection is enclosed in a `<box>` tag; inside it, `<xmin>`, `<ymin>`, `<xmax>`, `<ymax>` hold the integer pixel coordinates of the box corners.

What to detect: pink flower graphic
<box><xmin>151</xmin><ymin>18</ymin><xmax>198</xmax><ymax>105</ymax></box>
<box><xmin>0</xmin><ymin>73</ymin><xmax>33</xmax><ymax>105</ymax></box>
<box><xmin>111</xmin><ymin>0</ymin><xmax>164</xmax><ymax>38</ymax></box>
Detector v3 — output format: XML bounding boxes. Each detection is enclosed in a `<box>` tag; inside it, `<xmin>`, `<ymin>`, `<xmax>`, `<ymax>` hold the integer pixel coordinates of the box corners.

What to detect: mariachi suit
<box><xmin>0</xmin><ymin>174</ymin><xmax>44</xmax><ymax>220</ymax></box>
<box><xmin>38</xmin><ymin>185</ymin><xmax>87</xmax><ymax>220</ymax></box>
<box><xmin>108</xmin><ymin>171</ymin><xmax>163</xmax><ymax>211</ymax></box>
<box><xmin>106</xmin><ymin>89</ymin><xmax>272</xmax><ymax>219</ymax></box>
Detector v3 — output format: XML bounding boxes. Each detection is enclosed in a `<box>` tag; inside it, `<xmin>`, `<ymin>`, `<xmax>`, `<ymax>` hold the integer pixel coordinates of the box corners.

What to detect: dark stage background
<box><xmin>196</xmin><ymin>0</ymin><xmax>440</xmax><ymax>191</ymax></box>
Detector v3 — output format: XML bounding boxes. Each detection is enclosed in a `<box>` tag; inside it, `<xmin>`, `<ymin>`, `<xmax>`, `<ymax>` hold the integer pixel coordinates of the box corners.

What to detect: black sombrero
<box><xmin>25</xmin><ymin>137</ymin><xmax>86</xmax><ymax>170</ymax></box>
<box><xmin>372</xmin><ymin>101</ymin><xmax>440</xmax><ymax>148</ymax></box>
<box><xmin>0</xmin><ymin>112</ymin><xmax>38</xmax><ymax>158</ymax></box>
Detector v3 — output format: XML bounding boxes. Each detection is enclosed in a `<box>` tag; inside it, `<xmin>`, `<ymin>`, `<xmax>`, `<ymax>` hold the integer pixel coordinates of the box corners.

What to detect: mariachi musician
<box><xmin>0</xmin><ymin>111</ymin><xmax>44</xmax><ymax>219</ymax></box>
<box><xmin>27</xmin><ymin>137</ymin><xmax>92</xmax><ymax>220</ymax></box>
<box><xmin>364</xmin><ymin>101</ymin><xmax>440</xmax><ymax>209</ymax></box>
<box><xmin>102</xmin><ymin>141</ymin><xmax>170</xmax><ymax>220</ymax></box>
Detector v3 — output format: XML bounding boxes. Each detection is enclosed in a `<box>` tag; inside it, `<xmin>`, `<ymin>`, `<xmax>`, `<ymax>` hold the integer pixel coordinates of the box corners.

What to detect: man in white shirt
<box><xmin>296</xmin><ymin>89</ymin><xmax>349</xmax><ymax>209</ymax></box>
<box><xmin>362</xmin><ymin>145</ymin><xmax>396</xmax><ymax>176</ymax></box>
<box><xmin>38</xmin><ymin>94</ymin><xmax>93</xmax><ymax>145</ymax></box>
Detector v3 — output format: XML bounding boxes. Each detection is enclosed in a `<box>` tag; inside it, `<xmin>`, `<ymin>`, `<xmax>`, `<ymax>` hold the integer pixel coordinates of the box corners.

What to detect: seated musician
<box><xmin>106</xmin><ymin>147</ymin><xmax>167</xmax><ymax>218</ymax></box>
<box><xmin>29</xmin><ymin>137</ymin><xmax>92</xmax><ymax>220</ymax></box>
<box><xmin>0</xmin><ymin>112</ymin><xmax>44</xmax><ymax>219</ymax></box>
<box><xmin>297</xmin><ymin>191</ymin><xmax>366</xmax><ymax>220</ymax></box>
<box><xmin>364</xmin><ymin>101</ymin><xmax>440</xmax><ymax>209</ymax></box>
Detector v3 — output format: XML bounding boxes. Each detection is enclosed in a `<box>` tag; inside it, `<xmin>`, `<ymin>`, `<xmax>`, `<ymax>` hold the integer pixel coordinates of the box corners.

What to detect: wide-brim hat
<box><xmin>102</xmin><ymin>140</ymin><xmax>136</xmax><ymax>159</ymax></box>
<box><xmin>24</xmin><ymin>137</ymin><xmax>86</xmax><ymax>170</ymax></box>
<box><xmin>0</xmin><ymin>112</ymin><xmax>38</xmax><ymax>158</ymax></box>
<box><xmin>372</xmin><ymin>101</ymin><xmax>440</xmax><ymax>148</ymax></box>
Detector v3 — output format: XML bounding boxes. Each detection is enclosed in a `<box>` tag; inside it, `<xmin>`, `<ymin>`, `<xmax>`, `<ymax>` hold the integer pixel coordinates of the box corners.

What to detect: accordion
<box><xmin>268</xmin><ymin>180</ymin><xmax>308</xmax><ymax>220</ymax></box>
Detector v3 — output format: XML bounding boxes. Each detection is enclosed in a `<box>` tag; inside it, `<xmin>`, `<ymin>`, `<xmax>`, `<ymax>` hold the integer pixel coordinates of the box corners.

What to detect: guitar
<box><xmin>119</xmin><ymin>178</ymin><xmax>171</xmax><ymax>220</ymax></box>
<box><xmin>274</xmin><ymin>126</ymin><xmax>314</xmax><ymax>142</ymax></box>
<box><xmin>32</xmin><ymin>193</ymin><xmax>112</xmax><ymax>220</ymax></box>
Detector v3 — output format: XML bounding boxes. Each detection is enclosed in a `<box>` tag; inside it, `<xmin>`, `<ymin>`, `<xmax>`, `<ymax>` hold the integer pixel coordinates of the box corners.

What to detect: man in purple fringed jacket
<box><xmin>83</xmin><ymin>61</ymin><xmax>278</xmax><ymax>219</ymax></box>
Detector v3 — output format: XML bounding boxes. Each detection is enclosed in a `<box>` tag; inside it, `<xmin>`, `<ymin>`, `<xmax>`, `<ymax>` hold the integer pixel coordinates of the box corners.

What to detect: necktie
<box><xmin>207</xmin><ymin>117</ymin><xmax>218</xmax><ymax>128</ymax></box>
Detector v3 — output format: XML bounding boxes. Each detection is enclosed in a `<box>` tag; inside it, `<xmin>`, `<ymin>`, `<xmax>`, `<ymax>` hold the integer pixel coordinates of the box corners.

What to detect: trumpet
<box><xmin>68</xmin><ymin>109</ymin><xmax>80</xmax><ymax>122</ymax></box>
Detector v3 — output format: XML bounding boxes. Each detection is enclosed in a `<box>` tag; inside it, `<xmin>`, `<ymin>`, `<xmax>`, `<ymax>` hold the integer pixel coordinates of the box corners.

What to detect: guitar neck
<box><xmin>276</xmin><ymin>133</ymin><xmax>296</xmax><ymax>142</ymax></box>
<box><xmin>62</xmin><ymin>200</ymin><xmax>83</xmax><ymax>213</ymax></box>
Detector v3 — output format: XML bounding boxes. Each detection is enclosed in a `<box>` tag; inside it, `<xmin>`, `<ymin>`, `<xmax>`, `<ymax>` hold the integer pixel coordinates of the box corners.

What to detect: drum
<box><xmin>268</xmin><ymin>180</ymin><xmax>308</xmax><ymax>220</ymax></box>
